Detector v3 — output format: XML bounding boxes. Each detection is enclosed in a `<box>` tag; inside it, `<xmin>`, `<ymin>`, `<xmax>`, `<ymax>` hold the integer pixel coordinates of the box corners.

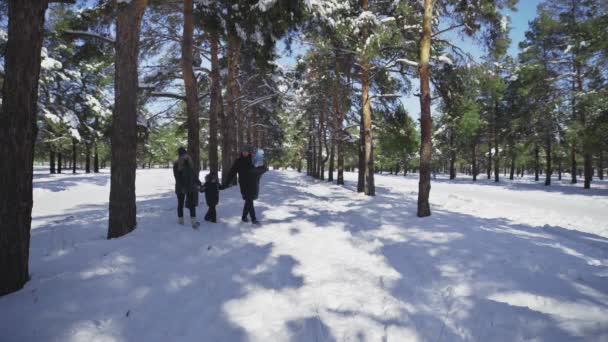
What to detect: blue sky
<box><xmin>277</xmin><ymin>0</ymin><xmax>544</xmax><ymax>120</ymax></box>
<box><xmin>398</xmin><ymin>0</ymin><xmax>543</xmax><ymax>117</ymax></box>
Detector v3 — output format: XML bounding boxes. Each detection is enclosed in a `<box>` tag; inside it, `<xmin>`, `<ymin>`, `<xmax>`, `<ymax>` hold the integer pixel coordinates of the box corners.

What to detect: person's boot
<box><xmin>178</xmin><ymin>217</ymin><xmax>184</xmax><ymax>225</ymax></box>
<box><xmin>191</xmin><ymin>217</ymin><xmax>200</xmax><ymax>229</ymax></box>
<box><xmin>251</xmin><ymin>218</ymin><xmax>260</xmax><ymax>225</ymax></box>
<box><xmin>241</xmin><ymin>216</ymin><xmax>249</xmax><ymax>223</ymax></box>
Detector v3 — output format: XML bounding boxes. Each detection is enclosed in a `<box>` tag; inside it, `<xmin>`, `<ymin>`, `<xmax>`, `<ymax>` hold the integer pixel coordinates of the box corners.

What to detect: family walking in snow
<box><xmin>173</xmin><ymin>144</ymin><xmax>267</xmax><ymax>229</ymax></box>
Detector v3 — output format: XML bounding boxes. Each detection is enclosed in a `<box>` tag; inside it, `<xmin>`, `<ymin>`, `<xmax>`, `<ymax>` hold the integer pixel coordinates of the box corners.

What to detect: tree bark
<box><xmin>494</xmin><ymin>125</ymin><xmax>499</xmax><ymax>183</ymax></box>
<box><xmin>599</xmin><ymin>151</ymin><xmax>604</xmax><ymax>180</ymax></box>
<box><xmin>545</xmin><ymin>135</ymin><xmax>552</xmax><ymax>186</ymax></box>
<box><xmin>85</xmin><ymin>144</ymin><xmax>91</xmax><ymax>173</ymax></box>
<box><xmin>318</xmin><ymin>109</ymin><xmax>325</xmax><ymax>180</ymax></box>
<box><xmin>534</xmin><ymin>143</ymin><xmax>540</xmax><ymax>182</ymax></box>
<box><xmin>58</xmin><ymin>152</ymin><xmax>62</xmax><ymax>173</ymax></box>
<box><xmin>93</xmin><ymin>117</ymin><xmax>100</xmax><ymax>173</ymax></box>
<box><xmin>357</xmin><ymin>118</ymin><xmax>365</xmax><ymax>191</ymax></box>
<box><xmin>449</xmin><ymin>129</ymin><xmax>456</xmax><ymax>179</ymax></box>
<box><xmin>181</xmin><ymin>0</ymin><xmax>200</xmax><ymax>179</ymax></box>
<box><xmin>222</xmin><ymin>31</ymin><xmax>240</xmax><ymax>185</ymax></box>
<box><xmin>417</xmin><ymin>0</ymin><xmax>433</xmax><ymax>216</ymax></box>
<box><xmin>0</xmin><ymin>0</ymin><xmax>48</xmax><ymax>296</ymax></box>
<box><xmin>108</xmin><ymin>0</ymin><xmax>147</xmax><ymax>239</ymax></box>
<box><xmin>487</xmin><ymin>143</ymin><xmax>492</xmax><ymax>180</ymax></box>
<box><xmin>71</xmin><ymin>139</ymin><xmax>77</xmax><ymax>174</ymax></box>
<box><xmin>93</xmin><ymin>142</ymin><xmax>99</xmax><ymax>173</ymax></box>
<box><xmin>472</xmin><ymin>141</ymin><xmax>477</xmax><ymax>182</ymax></box>
<box><xmin>236</xmin><ymin>80</ymin><xmax>244</xmax><ymax>156</ymax></box>
<box><xmin>360</xmin><ymin>0</ymin><xmax>374</xmax><ymax>196</ymax></box>
<box><xmin>584</xmin><ymin>153</ymin><xmax>592</xmax><ymax>189</ymax></box>
<box><xmin>50</xmin><ymin>149</ymin><xmax>56</xmax><ymax>174</ymax></box>
<box><xmin>571</xmin><ymin>145</ymin><xmax>577</xmax><ymax>183</ymax></box>
<box><xmin>208</xmin><ymin>30</ymin><xmax>221</xmax><ymax>175</ymax></box>
<box><xmin>509</xmin><ymin>154</ymin><xmax>515</xmax><ymax>180</ymax></box>
<box><xmin>312</xmin><ymin>135</ymin><xmax>318</xmax><ymax>178</ymax></box>
<box><xmin>328</xmin><ymin>139</ymin><xmax>335</xmax><ymax>182</ymax></box>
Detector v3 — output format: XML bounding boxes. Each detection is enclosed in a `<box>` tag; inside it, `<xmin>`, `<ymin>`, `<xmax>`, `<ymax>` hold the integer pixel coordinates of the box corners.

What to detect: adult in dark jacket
<box><xmin>173</xmin><ymin>147</ymin><xmax>201</xmax><ymax>228</ymax></box>
<box><xmin>222</xmin><ymin>144</ymin><xmax>267</xmax><ymax>224</ymax></box>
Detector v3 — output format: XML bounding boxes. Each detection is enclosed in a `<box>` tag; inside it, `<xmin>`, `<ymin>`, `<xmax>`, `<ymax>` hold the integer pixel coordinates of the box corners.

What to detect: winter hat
<box><xmin>241</xmin><ymin>143</ymin><xmax>253</xmax><ymax>153</ymax></box>
<box><xmin>177</xmin><ymin>147</ymin><xmax>187</xmax><ymax>156</ymax></box>
<box><xmin>205</xmin><ymin>172</ymin><xmax>218</xmax><ymax>182</ymax></box>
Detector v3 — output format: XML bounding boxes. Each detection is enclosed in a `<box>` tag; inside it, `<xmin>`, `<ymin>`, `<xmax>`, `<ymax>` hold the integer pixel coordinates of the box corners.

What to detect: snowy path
<box><xmin>1</xmin><ymin>169</ymin><xmax>608</xmax><ymax>341</ymax></box>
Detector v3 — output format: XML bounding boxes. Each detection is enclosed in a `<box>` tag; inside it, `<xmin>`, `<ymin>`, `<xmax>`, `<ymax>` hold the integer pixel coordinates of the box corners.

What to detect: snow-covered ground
<box><xmin>1</xmin><ymin>168</ymin><xmax>607</xmax><ymax>341</ymax></box>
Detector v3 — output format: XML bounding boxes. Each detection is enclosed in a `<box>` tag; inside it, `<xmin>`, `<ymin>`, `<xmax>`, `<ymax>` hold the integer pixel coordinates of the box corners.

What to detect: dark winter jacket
<box><xmin>173</xmin><ymin>155</ymin><xmax>200</xmax><ymax>195</ymax></box>
<box><xmin>223</xmin><ymin>155</ymin><xmax>267</xmax><ymax>200</ymax></box>
<box><xmin>200</xmin><ymin>181</ymin><xmax>219</xmax><ymax>206</ymax></box>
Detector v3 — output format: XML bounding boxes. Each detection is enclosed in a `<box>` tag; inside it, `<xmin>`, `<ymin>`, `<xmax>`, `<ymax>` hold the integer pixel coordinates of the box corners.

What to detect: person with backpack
<box><xmin>221</xmin><ymin>144</ymin><xmax>267</xmax><ymax>225</ymax></box>
<box><xmin>173</xmin><ymin>147</ymin><xmax>201</xmax><ymax>229</ymax></box>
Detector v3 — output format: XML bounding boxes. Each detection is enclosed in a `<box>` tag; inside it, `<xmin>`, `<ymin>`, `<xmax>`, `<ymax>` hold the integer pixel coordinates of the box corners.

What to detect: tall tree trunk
<box><xmin>487</xmin><ymin>143</ymin><xmax>492</xmax><ymax>180</ymax></box>
<box><xmin>509</xmin><ymin>153</ymin><xmax>515</xmax><ymax>180</ymax></box>
<box><xmin>208</xmin><ymin>30</ymin><xmax>221</xmax><ymax>175</ymax></box>
<box><xmin>328</xmin><ymin>139</ymin><xmax>335</xmax><ymax>182</ymax></box>
<box><xmin>181</xmin><ymin>0</ymin><xmax>200</xmax><ymax>178</ymax></box>
<box><xmin>449</xmin><ymin>130</ymin><xmax>456</xmax><ymax>180</ymax></box>
<box><xmin>306</xmin><ymin>130</ymin><xmax>312</xmax><ymax>176</ymax></box>
<box><xmin>574</xmin><ymin>61</ymin><xmax>591</xmax><ymax>189</ymax></box>
<box><xmin>337</xmin><ymin>134</ymin><xmax>344</xmax><ymax>185</ymax></box>
<box><xmin>108</xmin><ymin>0</ymin><xmax>147</xmax><ymax>239</ymax></box>
<box><xmin>417</xmin><ymin>0</ymin><xmax>433</xmax><ymax>216</ymax></box>
<box><xmin>360</xmin><ymin>0</ymin><xmax>374</xmax><ymax>196</ymax></box>
<box><xmin>494</xmin><ymin>127</ymin><xmax>499</xmax><ymax>182</ymax></box>
<box><xmin>312</xmin><ymin>135</ymin><xmax>318</xmax><ymax>178</ymax></box>
<box><xmin>236</xmin><ymin>81</ymin><xmax>244</xmax><ymax>156</ymax></box>
<box><xmin>179</xmin><ymin>0</ymin><xmax>200</xmax><ymax>211</ymax></box>
<box><xmin>584</xmin><ymin>153</ymin><xmax>592</xmax><ymax>189</ymax></box>
<box><xmin>318</xmin><ymin>110</ymin><xmax>324</xmax><ymax>180</ymax></box>
<box><xmin>571</xmin><ymin>145</ymin><xmax>577</xmax><ymax>184</ymax></box>
<box><xmin>599</xmin><ymin>151</ymin><xmax>604</xmax><ymax>180</ymax></box>
<box><xmin>0</xmin><ymin>0</ymin><xmax>48</xmax><ymax>296</ymax></box>
<box><xmin>85</xmin><ymin>144</ymin><xmax>91</xmax><ymax>173</ymax></box>
<box><xmin>57</xmin><ymin>152</ymin><xmax>62</xmax><ymax>174</ymax></box>
<box><xmin>357</xmin><ymin>120</ymin><xmax>365</xmax><ymax>191</ymax></box>
<box><xmin>472</xmin><ymin>141</ymin><xmax>477</xmax><ymax>182</ymax></box>
<box><xmin>50</xmin><ymin>149</ymin><xmax>56</xmax><ymax>174</ymax></box>
<box><xmin>545</xmin><ymin>135</ymin><xmax>552</xmax><ymax>186</ymax></box>
<box><xmin>251</xmin><ymin>107</ymin><xmax>258</xmax><ymax>147</ymax></box>
<box><xmin>93</xmin><ymin>142</ymin><xmax>99</xmax><ymax>173</ymax></box>
<box><xmin>534</xmin><ymin>143</ymin><xmax>540</xmax><ymax>182</ymax></box>
<box><xmin>222</xmin><ymin>31</ymin><xmax>240</xmax><ymax>185</ymax></box>
<box><xmin>72</xmin><ymin>139</ymin><xmax>77</xmax><ymax>174</ymax></box>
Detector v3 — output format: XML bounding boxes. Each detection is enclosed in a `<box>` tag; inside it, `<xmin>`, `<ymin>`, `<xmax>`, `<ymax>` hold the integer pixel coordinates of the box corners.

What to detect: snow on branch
<box><xmin>63</xmin><ymin>30</ymin><xmax>115</xmax><ymax>45</ymax></box>
<box><xmin>396</xmin><ymin>59</ymin><xmax>419</xmax><ymax>67</ymax></box>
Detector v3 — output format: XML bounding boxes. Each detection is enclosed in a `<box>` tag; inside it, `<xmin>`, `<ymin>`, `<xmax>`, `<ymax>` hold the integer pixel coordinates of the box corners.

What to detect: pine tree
<box><xmin>414</xmin><ymin>0</ymin><xmax>517</xmax><ymax>216</ymax></box>
<box><xmin>0</xmin><ymin>0</ymin><xmax>78</xmax><ymax>297</ymax></box>
<box><xmin>107</xmin><ymin>0</ymin><xmax>148</xmax><ymax>239</ymax></box>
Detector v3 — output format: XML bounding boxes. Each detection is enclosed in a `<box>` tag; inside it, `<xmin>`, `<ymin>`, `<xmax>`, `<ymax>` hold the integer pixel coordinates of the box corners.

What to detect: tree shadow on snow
<box><xmin>2</xmin><ymin>185</ymin><xmax>310</xmax><ymax>342</ymax></box>
<box><xmin>377</xmin><ymin>171</ymin><xmax>608</xmax><ymax>196</ymax></box>
<box><xmin>33</xmin><ymin>173</ymin><xmax>111</xmax><ymax>192</ymax></box>
<box><xmin>253</xmin><ymin>172</ymin><xmax>608</xmax><ymax>341</ymax></box>
<box><xmin>3</xmin><ymin>170</ymin><xmax>607</xmax><ymax>342</ymax></box>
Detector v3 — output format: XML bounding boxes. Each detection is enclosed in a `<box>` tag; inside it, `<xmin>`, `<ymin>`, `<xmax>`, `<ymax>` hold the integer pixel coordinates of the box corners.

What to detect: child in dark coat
<box><xmin>200</xmin><ymin>172</ymin><xmax>220</xmax><ymax>223</ymax></box>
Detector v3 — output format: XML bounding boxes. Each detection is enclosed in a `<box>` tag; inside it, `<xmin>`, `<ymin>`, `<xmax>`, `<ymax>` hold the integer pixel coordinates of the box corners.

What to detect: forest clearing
<box><xmin>0</xmin><ymin>0</ymin><xmax>607</xmax><ymax>341</ymax></box>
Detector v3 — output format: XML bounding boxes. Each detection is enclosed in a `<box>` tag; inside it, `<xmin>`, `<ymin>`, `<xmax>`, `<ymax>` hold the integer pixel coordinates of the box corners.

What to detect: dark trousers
<box><xmin>205</xmin><ymin>205</ymin><xmax>217</xmax><ymax>222</ymax></box>
<box><xmin>177</xmin><ymin>193</ymin><xmax>196</xmax><ymax>218</ymax></box>
<box><xmin>242</xmin><ymin>199</ymin><xmax>256</xmax><ymax>221</ymax></box>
